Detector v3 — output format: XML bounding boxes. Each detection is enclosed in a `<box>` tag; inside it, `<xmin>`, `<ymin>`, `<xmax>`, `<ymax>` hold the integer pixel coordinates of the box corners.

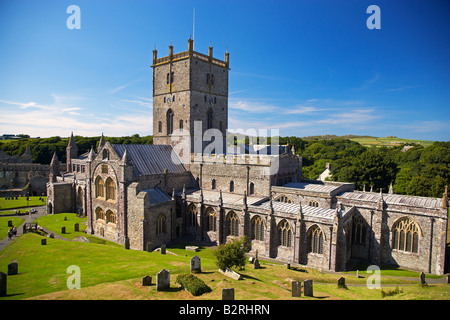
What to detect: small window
<box><xmin>229</xmin><ymin>180</ymin><xmax>234</xmax><ymax>193</ymax></box>
<box><xmin>211</xmin><ymin>179</ymin><xmax>216</xmax><ymax>190</ymax></box>
<box><xmin>179</xmin><ymin>119</ymin><xmax>183</xmax><ymax>131</ymax></box>
<box><xmin>211</xmin><ymin>74</ymin><xmax>215</xmax><ymax>85</ymax></box>
<box><xmin>158</xmin><ymin>121</ymin><xmax>162</xmax><ymax>133</ymax></box>
<box><xmin>206</xmin><ymin>73</ymin><xmax>210</xmax><ymax>84</ymax></box>
<box><xmin>249</xmin><ymin>182</ymin><xmax>255</xmax><ymax>195</ymax></box>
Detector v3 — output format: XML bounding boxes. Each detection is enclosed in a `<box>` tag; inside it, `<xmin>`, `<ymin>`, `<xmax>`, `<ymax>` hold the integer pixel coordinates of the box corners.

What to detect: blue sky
<box><xmin>0</xmin><ymin>0</ymin><xmax>449</xmax><ymax>141</ymax></box>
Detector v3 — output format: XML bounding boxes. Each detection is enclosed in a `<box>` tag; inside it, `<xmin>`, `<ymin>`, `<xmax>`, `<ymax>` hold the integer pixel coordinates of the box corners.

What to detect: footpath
<box><xmin>0</xmin><ymin>206</ymin><xmax>69</xmax><ymax>252</ymax></box>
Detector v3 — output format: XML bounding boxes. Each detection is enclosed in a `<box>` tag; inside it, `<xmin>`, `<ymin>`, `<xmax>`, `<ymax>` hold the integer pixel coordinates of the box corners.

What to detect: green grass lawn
<box><xmin>1</xmin><ymin>233</ymin><xmax>448</xmax><ymax>300</ymax></box>
<box><xmin>349</xmin><ymin>137</ymin><xmax>434</xmax><ymax>147</ymax></box>
<box><xmin>0</xmin><ymin>196</ymin><xmax>47</xmax><ymax>210</ymax></box>
<box><xmin>0</xmin><ymin>216</ymin><xmax>24</xmax><ymax>238</ymax></box>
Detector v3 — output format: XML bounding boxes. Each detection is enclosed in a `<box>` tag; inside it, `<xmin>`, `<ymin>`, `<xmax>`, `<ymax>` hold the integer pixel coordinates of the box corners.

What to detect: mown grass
<box><xmin>0</xmin><ymin>216</ymin><xmax>24</xmax><ymax>238</ymax></box>
<box><xmin>349</xmin><ymin>137</ymin><xmax>434</xmax><ymax>147</ymax></box>
<box><xmin>1</xmin><ymin>233</ymin><xmax>448</xmax><ymax>300</ymax></box>
<box><xmin>0</xmin><ymin>196</ymin><xmax>47</xmax><ymax>210</ymax></box>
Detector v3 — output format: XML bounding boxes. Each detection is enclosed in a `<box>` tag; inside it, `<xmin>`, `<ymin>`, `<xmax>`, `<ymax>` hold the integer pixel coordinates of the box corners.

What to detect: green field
<box><xmin>349</xmin><ymin>136</ymin><xmax>435</xmax><ymax>147</ymax></box>
<box><xmin>0</xmin><ymin>196</ymin><xmax>47</xmax><ymax>210</ymax></box>
<box><xmin>0</xmin><ymin>221</ymin><xmax>448</xmax><ymax>300</ymax></box>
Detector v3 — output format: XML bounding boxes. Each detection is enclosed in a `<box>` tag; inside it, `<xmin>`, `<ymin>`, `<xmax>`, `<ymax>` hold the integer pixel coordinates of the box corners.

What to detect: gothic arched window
<box><xmin>106</xmin><ymin>210</ymin><xmax>116</xmax><ymax>224</ymax></box>
<box><xmin>157</xmin><ymin>214</ymin><xmax>166</xmax><ymax>234</ymax></box>
<box><xmin>188</xmin><ymin>203</ymin><xmax>197</xmax><ymax>227</ymax></box>
<box><xmin>392</xmin><ymin>217</ymin><xmax>420</xmax><ymax>253</ymax></box>
<box><xmin>207</xmin><ymin>108</ymin><xmax>213</xmax><ymax>130</ymax></box>
<box><xmin>227</xmin><ymin>211</ymin><xmax>239</xmax><ymax>237</ymax></box>
<box><xmin>95</xmin><ymin>176</ymin><xmax>104</xmax><ymax>199</ymax></box>
<box><xmin>352</xmin><ymin>215</ymin><xmax>366</xmax><ymax>245</ymax></box>
<box><xmin>251</xmin><ymin>215</ymin><xmax>265</xmax><ymax>241</ymax></box>
<box><xmin>205</xmin><ymin>207</ymin><xmax>216</xmax><ymax>232</ymax></box>
<box><xmin>105</xmin><ymin>178</ymin><xmax>116</xmax><ymax>201</ymax></box>
<box><xmin>276</xmin><ymin>195</ymin><xmax>293</xmax><ymax>203</ymax></box>
<box><xmin>308</xmin><ymin>225</ymin><xmax>324</xmax><ymax>254</ymax></box>
<box><xmin>278</xmin><ymin>219</ymin><xmax>293</xmax><ymax>247</ymax></box>
<box><xmin>166</xmin><ymin>109</ymin><xmax>174</xmax><ymax>135</ymax></box>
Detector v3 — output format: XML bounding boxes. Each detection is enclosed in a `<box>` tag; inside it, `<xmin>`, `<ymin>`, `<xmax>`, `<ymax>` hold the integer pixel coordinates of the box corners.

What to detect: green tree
<box><xmin>214</xmin><ymin>236</ymin><xmax>249</xmax><ymax>271</ymax></box>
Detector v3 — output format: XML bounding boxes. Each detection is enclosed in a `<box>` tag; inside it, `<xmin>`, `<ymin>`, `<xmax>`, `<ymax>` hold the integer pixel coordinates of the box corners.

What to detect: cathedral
<box><xmin>46</xmin><ymin>39</ymin><xmax>448</xmax><ymax>275</ymax></box>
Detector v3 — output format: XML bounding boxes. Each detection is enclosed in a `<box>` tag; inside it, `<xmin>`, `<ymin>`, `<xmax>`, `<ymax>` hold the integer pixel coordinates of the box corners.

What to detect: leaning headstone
<box><xmin>337</xmin><ymin>277</ymin><xmax>346</xmax><ymax>289</ymax></box>
<box><xmin>292</xmin><ymin>281</ymin><xmax>302</xmax><ymax>297</ymax></box>
<box><xmin>219</xmin><ymin>268</ymin><xmax>243</xmax><ymax>280</ymax></box>
<box><xmin>419</xmin><ymin>272</ymin><xmax>427</xmax><ymax>286</ymax></box>
<box><xmin>160</xmin><ymin>244</ymin><xmax>166</xmax><ymax>255</ymax></box>
<box><xmin>41</xmin><ymin>238</ymin><xmax>47</xmax><ymax>245</ymax></box>
<box><xmin>253</xmin><ymin>258</ymin><xmax>261</xmax><ymax>269</ymax></box>
<box><xmin>156</xmin><ymin>269</ymin><xmax>170</xmax><ymax>291</ymax></box>
<box><xmin>74</xmin><ymin>223</ymin><xmax>79</xmax><ymax>232</ymax></box>
<box><xmin>185</xmin><ymin>246</ymin><xmax>199</xmax><ymax>252</ymax></box>
<box><xmin>222</xmin><ymin>288</ymin><xmax>235</xmax><ymax>300</ymax></box>
<box><xmin>8</xmin><ymin>262</ymin><xmax>18</xmax><ymax>276</ymax></box>
<box><xmin>142</xmin><ymin>276</ymin><xmax>152</xmax><ymax>286</ymax></box>
<box><xmin>61</xmin><ymin>226</ymin><xmax>66</xmax><ymax>234</ymax></box>
<box><xmin>190</xmin><ymin>256</ymin><xmax>201</xmax><ymax>273</ymax></box>
<box><xmin>304</xmin><ymin>279</ymin><xmax>313</xmax><ymax>297</ymax></box>
<box><xmin>0</xmin><ymin>272</ymin><xmax>6</xmax><ymax>297</ymax></box>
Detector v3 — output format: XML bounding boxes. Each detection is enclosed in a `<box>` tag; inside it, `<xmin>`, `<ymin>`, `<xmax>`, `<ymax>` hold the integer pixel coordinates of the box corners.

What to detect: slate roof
<box><xmin>142</xmin><ymin>188</ymin><xmax>172</xmax><ymax>205</ymax></box>
<box><xmin>282</xmin><ymin>182</ymin><xmax>343</xmax><ymax>194</ymax></box>
<box><xmin>338</xmin><ymin>191</ymin><xmax>442</xmax><ymax>209</ymax></box>
<box><xmin>112</xmin><ymin>144</ymin><xmax>186</xmax><ymax>176</ymax></box>
<box><xmin>252</xmin><ymin>200</ymin><xmax>336</xmax><ymax>220</ymax></box>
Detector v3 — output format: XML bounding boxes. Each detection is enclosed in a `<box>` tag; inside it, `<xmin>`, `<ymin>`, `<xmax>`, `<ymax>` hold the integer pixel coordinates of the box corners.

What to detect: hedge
<box><xmin>176</xmin><ymin>273</ymin><xmax>212</xmax><ymax>296</ymax></box>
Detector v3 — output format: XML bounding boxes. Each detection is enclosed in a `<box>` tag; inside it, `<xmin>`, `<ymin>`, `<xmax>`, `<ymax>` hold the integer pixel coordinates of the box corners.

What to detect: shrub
<box><xmin>214</xmin><ymin>236</ymin><xmax>250</xmax><ymax>271</ymax></box>
<box><xmin>381</xmin><ymin>286</ymin><xmax>403</xmax><ymax>298</ymax></box>
<box><xmin>176</xmin><ymin>274</ymin><xmax>212</xmax><ymax>296</ymax></box>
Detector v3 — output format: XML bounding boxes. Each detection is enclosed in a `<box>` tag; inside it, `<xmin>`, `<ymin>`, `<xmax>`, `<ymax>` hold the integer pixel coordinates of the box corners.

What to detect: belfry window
<box><xmin>207</xmin><ymin>108</ymin><xmax>213</xmax><ymax>130</ymax></box>
<box><xmin>166</xmin><ymin>109</ymin><xmax>174</xmax><ymax>135</ymax></box>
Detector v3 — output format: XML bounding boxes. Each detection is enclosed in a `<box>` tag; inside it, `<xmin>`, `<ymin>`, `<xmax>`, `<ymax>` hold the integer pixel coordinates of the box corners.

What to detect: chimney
<box><xmin>169</xmin><ymin>42</ymin><xmax>173</xmax><ymax>60</ymax></box>
<box><xmin>153</xmin><ymin>48</ymin><xmax>158</xmax><ymax>65</ymax></box>
<box><xmin>188</xmin><ymin>38</ymin><xmax>194</xmax><ymax>56</ymax></box>
<box><xmin>208</xmin><ymin>44</ymin><xmax>213</xmax><ymax>60</ymax></box>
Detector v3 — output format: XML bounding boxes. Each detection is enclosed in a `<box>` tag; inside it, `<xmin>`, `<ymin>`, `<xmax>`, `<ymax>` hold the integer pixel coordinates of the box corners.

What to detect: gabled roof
<box><xmin>112</xmin><ymin>144</ymin><xmax>186</xmax><ymax>176</ymax></box>
<box><xmin>142</xmin><ymin>188</ymin><xmax>172</xmax><ymax>205</ymax></box>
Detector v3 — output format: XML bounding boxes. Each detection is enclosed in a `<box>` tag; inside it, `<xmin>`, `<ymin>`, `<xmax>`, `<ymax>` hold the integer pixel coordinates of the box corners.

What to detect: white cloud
<box><xmin>229</xmin><ymin>100</ymin><xmax>281</xmax><ymax>113</ymax></box>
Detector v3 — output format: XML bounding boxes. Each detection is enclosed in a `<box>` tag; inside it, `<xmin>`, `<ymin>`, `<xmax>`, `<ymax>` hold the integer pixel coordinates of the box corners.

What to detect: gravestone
<box><xmin>160</xmin><ymin>244</ymin><xmax>166</xmax><ymax>255</ymax></box>
<box><xmin>337</xmin><ymin>277</ymin><xmax>346</xmax><ymax>289</ymax></box>
<box><xmin>156</xmin><ymin>269</ymin><xmax>170</xmax><ymax>291</ymax></box>
<box><xmin>292</xmin><ymin>281</ymin><xmax>302</xmax><ymax>297</ymax></box>
<box><xmin>253</xmin><ymin>258</ymin><xmax>260</xmax><ymax>269</ymax></box>
<box><xmin>64</xmin><ymin>216</ymin><xmax>67</xmax><ymax>221</ymax></box>
<box><xmin>74</xmin><ymin>223</ymin><xmax>79</xmax><ymax>232</ymax></box>
<box><xmin>142</xmin><ymin>276</ymin><xmax>152</xmax><ymax>286</ymax></box>
<box><xmin>41</xmin><ymin>238</ymin><xmax>47</xmax><ymax>245</ymax></box>
<box><xmin>447</xmin><ymin>274</ymin><xmax>450</xmax><ymax>284</ymax></box>
<box><xmin>190</xmin><ymin>256</ymin><xmax>201</xmax><ymax>273</ymax></box>
<box><xmin>8</xmin><ymin>220</ymin><xmax>12</xmax><ymax>227</ymax></box>
<box><xmin>222</xmin><ymin>288</ymin><xmax>235</xmax><ymax>300</ymax></box>
<box><xmin>304</xmin><ymin>279</ymin><xmax>313</xmax><ymax>297</ymax></box>
<box><xmin>419</xmin><ymin>272</ymin><xmax>427</xmax><ymax>286</ymax></box>
<box><xmin>356</xmin><ymin>270</ymin><xmax>360</xmax><ymax>278</ymax></box>
<box><xmin>249</xmin><ymin>257</ymin><xmax>255</xmax><ymax>264</ymax></box>
<box><xmin>49</xmin><ymin>233</ymin><xmax>55</xmax><ymax>238</ymax></box>
<box><xmin>146</xmin><ymin>242</ymin><xmax>153</xmax><ymax>252</ymax></box>
<box><xmin>61</xmin><ymin>226</ymin><xmax>66</xmax><ymax>234</ymax></box>
<box><xmin>0</xmin><ymin>272</ymin><xmax>6</xmax><ymax>297</ymax></box>
<box><xmin>8</xmin><ymin>262</ymin><xmax>18</xmax><ymax>276</ymax></box>
<box><xmin>286</xmin><ymin>263</ymin><xmax>291</xmax><ymax>270</ymax></box>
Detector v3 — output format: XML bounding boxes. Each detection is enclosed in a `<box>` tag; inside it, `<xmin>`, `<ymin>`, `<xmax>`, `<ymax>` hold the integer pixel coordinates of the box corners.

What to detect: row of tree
<box><xmin>279</xmin><ymin>136</ymin><xmax>449</xmax><ymax>198</ymax></box>
<box><xmin>0</xmin><ymin>134</ymin><xmax>448</xmax><ymax>198</ymax></box>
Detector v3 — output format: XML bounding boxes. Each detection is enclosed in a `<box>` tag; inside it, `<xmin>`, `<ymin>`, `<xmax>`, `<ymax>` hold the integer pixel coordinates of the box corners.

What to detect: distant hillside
<box><xmin>301</xmin><ymin>135</ymin><xmax>436</xmax><ymax>147</ymax></box>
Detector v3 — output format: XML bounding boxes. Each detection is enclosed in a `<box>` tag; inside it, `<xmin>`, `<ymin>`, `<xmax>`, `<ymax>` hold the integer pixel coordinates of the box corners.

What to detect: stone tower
<box><xmin>151</xmin><ymin>39</ymin><xmax>229</xmax><ymax>159</ymax></box>
<box><xmin>66</xmin><ymin>132</ymin><xmax>78</xmax><ymax>172</ymax></box>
